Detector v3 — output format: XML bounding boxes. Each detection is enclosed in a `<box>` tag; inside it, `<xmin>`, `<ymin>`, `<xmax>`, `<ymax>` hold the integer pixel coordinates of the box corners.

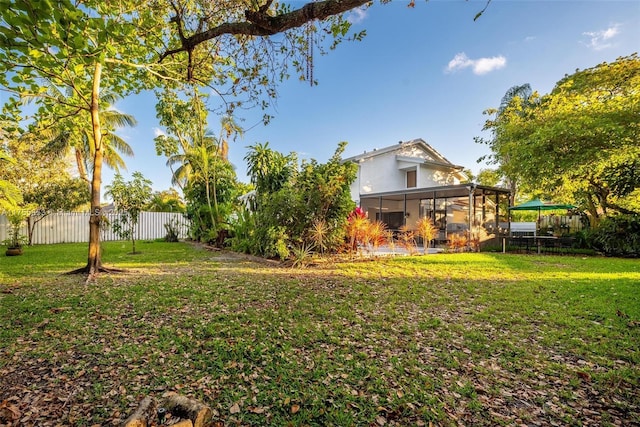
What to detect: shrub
<box><xmin>588</xmin><ymin>214</ymin><xmax>640</xmax><ymax>257</ymax></box>
<box><xmin>397</xmin><ymin>225</ymin><xmax>417</xmax><ymax>254</ymax></box>
<box><xmin>415</xmin><ymin>217</ymin><xmax>437</xmax><ymax>253</ymax></box>
<box><xmin>163</xmin><ymin>218</ymin><xmax>181</xmax><ymax>242</ymax></box>
<box><xmin>448</xmin><ymin>234</ymin><xmax>468</xmax><ymax>252</ymax></box>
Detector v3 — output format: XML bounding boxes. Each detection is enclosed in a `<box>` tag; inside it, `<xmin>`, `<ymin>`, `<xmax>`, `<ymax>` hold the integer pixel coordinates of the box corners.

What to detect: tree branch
<box><xmin>159</xmin><ymin>0</ymin><xmax>369</xmax><ymax>62</ymax></box>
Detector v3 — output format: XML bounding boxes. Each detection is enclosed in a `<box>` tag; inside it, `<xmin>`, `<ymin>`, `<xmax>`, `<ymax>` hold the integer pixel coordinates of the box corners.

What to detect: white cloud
<box><xmin>153</xmin><ymin>127</ymin><xmax>166</xmax><ymax>137</ymax></box>
<box><xmin>347</xmin><ymin>6</ymin><xmax>368</xmax><ymax>24</ymax></box>
<box><xmin>445</xmin><ymin>52</ymin><xmax>507</xmax><ymax>75</ymax></box>
<box><xmin>582</xmin><ymin>24</ymin><xmax>620</xmax><ymax>50</ymax></box>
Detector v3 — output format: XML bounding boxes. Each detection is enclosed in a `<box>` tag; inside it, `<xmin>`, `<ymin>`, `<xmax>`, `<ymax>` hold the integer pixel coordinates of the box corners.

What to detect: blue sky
<box><xmin>111</xmin><ymin>0</ymin><xmax>640</xmax><ymax>195</ymax></box>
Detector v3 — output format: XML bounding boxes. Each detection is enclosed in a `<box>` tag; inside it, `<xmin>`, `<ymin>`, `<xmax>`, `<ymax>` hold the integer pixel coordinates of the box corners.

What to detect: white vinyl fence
<box><xmin>0</xmin><ymin>211</ymin><xmax>190</xmax><ymax>245</ymax></box>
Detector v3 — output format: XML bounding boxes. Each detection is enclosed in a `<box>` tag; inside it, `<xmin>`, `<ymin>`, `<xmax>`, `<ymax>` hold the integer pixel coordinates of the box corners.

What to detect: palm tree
<box><xmin>41</xmin><ymin>93</ymin><xmax>136</xmax><ymax>184</ymax></box>
<box><xmin>167</xmin><ymin>129</ymin><xmax>219</xmax><ymax>228</ymax></box>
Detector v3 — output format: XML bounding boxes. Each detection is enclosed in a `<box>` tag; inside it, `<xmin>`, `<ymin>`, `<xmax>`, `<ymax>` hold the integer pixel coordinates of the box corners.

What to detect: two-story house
<box><xmin>344</xmin><ymin>139</ymin><xmax>510</xmax><ymax>244</ymax></box>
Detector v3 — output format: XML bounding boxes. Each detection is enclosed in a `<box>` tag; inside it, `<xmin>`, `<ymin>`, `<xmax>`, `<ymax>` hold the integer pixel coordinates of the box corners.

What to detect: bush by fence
<box><xmin>0</xmin><ymin>211</ymin><xmax>190</xmax><ymax>245</ymax></box>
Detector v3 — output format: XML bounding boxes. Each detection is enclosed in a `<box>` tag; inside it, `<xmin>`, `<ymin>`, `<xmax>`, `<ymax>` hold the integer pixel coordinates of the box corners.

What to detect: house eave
<box><xmin>395</xmin><ymin>155</ymin><xmax>465</xmax><ymax>172</ymax></box>
<box><xmin>359</xmin><ymin>184</ymin><xmax>510</xmax><ymax>201</ymax></box>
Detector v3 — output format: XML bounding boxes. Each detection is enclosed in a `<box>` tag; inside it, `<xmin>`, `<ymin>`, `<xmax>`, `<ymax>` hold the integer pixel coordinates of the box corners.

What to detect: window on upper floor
<box><xmin>406</xmin><ymin>170</ymin><xmax>417</xmax><ymax>188</ymax></box>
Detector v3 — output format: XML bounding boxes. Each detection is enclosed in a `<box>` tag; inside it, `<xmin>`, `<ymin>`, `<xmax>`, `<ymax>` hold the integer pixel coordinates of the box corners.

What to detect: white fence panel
<box><xmin>1</xmin><ymin>211</ymin><xmax>190</xmax><ymax>245</ymax></box>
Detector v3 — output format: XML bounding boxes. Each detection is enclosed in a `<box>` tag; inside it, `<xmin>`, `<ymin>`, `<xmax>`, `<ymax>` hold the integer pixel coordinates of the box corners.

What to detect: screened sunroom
<box><xmin>358</xmin><ymin>184</ymin><xmax>511</xmax><ymax>247</ymax></box>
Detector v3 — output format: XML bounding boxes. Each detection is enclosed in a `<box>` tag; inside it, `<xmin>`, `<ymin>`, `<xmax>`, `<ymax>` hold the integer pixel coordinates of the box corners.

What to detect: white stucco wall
<box><xmin>419</xmin><ymin>166</ymin><xmax>460</xmax><ymax>187</ymax></box>
<box><xmin>350</xmin><ymin>150</ymin><xmax>463</xmax><ymax>203</ymax></box>
<box><xmin>350</xmin><ymin>154</ymin><xmax>407</xmax><ymax>199</ymax></box>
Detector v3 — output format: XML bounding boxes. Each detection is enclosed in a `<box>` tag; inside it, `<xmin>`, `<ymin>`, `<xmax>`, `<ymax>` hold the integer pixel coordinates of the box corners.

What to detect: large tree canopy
<box><xmin>0</xmin><ymin>0</ymin><xmax>371</xmax><ymax>275</ymax></box>
<box><xmin>479</xmin><ymin>54</ymin><xmax>640</xmax><ymax>221</ymax></box>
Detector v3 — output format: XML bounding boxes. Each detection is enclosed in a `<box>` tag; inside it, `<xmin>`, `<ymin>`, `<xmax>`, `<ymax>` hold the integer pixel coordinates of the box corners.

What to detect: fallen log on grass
<box><xmin>122</xmin><ymin>396</ymin><xmax>156</xmax><ymax>427</ymax></box>
<box><xmin>121</xmin><ymin>393</ymin><xmax>212</xmax><ymax>427</ymax></box>
<box><xmin>163</xmin><ymin>393</ymin><xmax>213</xmax><ymax>427</ymax></box>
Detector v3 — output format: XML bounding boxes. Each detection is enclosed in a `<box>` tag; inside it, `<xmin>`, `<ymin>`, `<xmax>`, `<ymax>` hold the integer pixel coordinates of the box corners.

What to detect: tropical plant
<box><xmin>346</xmin><ymin>206</ymin><xmax>369</xmax><ymax>253</ymax></box>
<box><xmin>308</xmin><ymin>219</ymin><xmax>330</xmax><ymax>255</ymax></box>
<box><xmin>156</xmin><ymin>89</ymin><xmax>242</xmax><ymax>245</ymax></box>
<box><xmin>384</xmin><ymin>229</ymin><xmax>397</xmax><ymax>255</ymax></box>
<box><xmin>245</xmin><ymin>142</ymin><xmax>297</xmax><ymax>197</ymax></box>
<box><xmin>147</xmin><ymin>189</ymin><xmax>186</xmax><ymax>213</ymax></box>
<box><xmin>415</xmin><ymin>216</ymin><xmax>437</xmax><ymax>253</ymax></box>
<box><xmin>240</xmin><ymin>143</ymin><xmax>355</xmax><ymax>259</ymax></box>
<box><xmin>476</xmin><ymin>83</ymin><xmax>536</xmax><ymax>207</ymax></box>
<box><xmin>448</xmin><ymin>233</ymin><xmax>468</xmax><ymax>253</ymax></box>
<box><xmin>397</xmin><ymin>225</ymin><xmax>417</xmax><ymax>254</ymax></box>
<box><xmin>289</xmin><ymin>242</ymin><xmax>316</xmax><ymax>268</ymax></box>
<box><xmin>38</xmin><ymin>93</ymin><xmax>136</xmax><ymax>185</ymax></box>
<box><xmin>366</xmin><ymin>221</ymin><xmax>388</xmax><ymax>253</ymax></box>
<box><xmin>3</xmin><ymin>209</ymin><xmax>29</xmax><ymax>250</ymax></box>
<box><xmin>163</xmin><ymin>218</ymin><xmax>182</xmax><ymax>243</ymax></box>
<box><xmin>0</xmin><ymin>0</ymin><xmax>397</xmax><ymax>274</ymax></box>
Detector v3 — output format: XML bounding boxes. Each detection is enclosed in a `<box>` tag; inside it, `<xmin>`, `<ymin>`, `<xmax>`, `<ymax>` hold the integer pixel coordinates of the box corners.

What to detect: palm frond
<box><xmin>101</xmin><ymin>109</ymin><xmax>138</xmax><ymax>129</ymax></box>
<box><xmin>102</xmin><ymin>133</ymin><xmax>134</xmax><ymax>158</ymax></box>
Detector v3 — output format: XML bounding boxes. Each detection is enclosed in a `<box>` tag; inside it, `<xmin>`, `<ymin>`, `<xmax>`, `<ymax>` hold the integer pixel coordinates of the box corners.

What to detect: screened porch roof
<box><xmin>358</xmin><ymin>183</ymin><xmax>511</xmax><ymax>202</ymax></box>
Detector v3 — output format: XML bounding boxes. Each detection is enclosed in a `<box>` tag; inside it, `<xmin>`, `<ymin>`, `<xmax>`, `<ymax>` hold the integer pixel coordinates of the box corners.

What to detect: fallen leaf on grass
<box><xmin>230</xmin><ymin>402</ymin><xmax>241</xmax><ymax>414</ymax></box>
<box><xmin>576</xmin><ymin>371</ymin><xmax>591</xmax><ymax>382</ymax></box>
<box><xmin>35</xmin><ymin>319</ymin><xmax>50</xmax><ymax>329</ymax></box>
<box><xmin>290</xmin><ymin>404</ymin><xmax>300</xmax><ymax>414</ymax></box>
<box><xmin>0</xmin><ymin>399</ymin><xmax>21</xmax><ymax>421</ymax></box>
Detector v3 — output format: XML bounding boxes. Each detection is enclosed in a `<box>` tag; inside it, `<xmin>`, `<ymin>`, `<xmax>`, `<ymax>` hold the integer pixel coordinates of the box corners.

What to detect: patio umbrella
<box><xmin>508</xmin><ymin>198</ymin><xmax>576</xmax><ymax>221</ymax></box>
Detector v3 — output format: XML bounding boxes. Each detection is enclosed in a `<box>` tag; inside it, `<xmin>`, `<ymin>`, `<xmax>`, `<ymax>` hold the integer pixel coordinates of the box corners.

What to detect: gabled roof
<box><xmin>343</xmin><ymin>138</ymin><xmax>463</xmax><ymax>170</ymax></box>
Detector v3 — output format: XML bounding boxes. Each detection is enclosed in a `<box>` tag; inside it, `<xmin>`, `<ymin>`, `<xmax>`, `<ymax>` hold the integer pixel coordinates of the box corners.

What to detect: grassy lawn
<box><xmin>1</xmin><ymin>242</ymin><xmax>639</xmax><ymax>426</ymax></box>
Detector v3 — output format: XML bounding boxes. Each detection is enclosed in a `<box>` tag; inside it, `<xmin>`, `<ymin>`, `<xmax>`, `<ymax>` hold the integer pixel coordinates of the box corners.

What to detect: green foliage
<box><xmin>244</xmin><ymin>142</ymin><xmax>297</xmax><ymax>196</ymax></box>
<box><xmin>155</xmin><ymin>88</ymin><xmax>244</xmax><ymax>246</ymax></box>
<box><xmin>237</xmin><ymin>142</ymin><xmax>356</xmax><ymax>259</ymax></box>
<box><xmin>588</xmin><ymin>214</ymin><xmax>640</xmax><ymax>258</ymax></box>
<box><xmin>163</xmin><ymin>218</ymin><xmax>182</xmax><ymax>242</ymax></box>
<box><xmin>106</xmin><ymin>172</ymin><xmax>153</xmax><ymax>254</ymax></box>
<box><xmin>2</xmin><ymin>209</ymin><xmax>29</xmax><ymax>248</ymax></box>
<box><xmin>147</xmin><ymin>189</ymin><xmax>186</xmax><ymax>213</ymax></box>
<box><xmin>475</xmin><ymin>168</ymin><xmax>501</xmax><ymax>187</ymax></box>
<box><xmin>479</xmin><ymin>55</ymin><xmax>640</xmax><ymax>220</ymax></box>
<box><xmin>308</xmin><ymin>219</ymin><xmax>329</xmax><ymax>254</ymax></box>
<box><xmin>288</xmin><ymin>241</ymin><xmax>316</xmax><ymax>268</ymax></box>
<box><xmin>228</xmin><ymin>207</ymin><xmax>258</xmax><ymax>254</ymax></box>
<box><xmin>262</xmin><ymin>225</ymin><xmax>291</xmax><ymax>260</ymax></box>
<box><xmin>1</xmin><ymin>0</ymin><xmax>374</xmax><ymax>270</ymax></box>
<box><xmin>183</xmin><ymin>159</ymin><xmax>243</xmax><ymax>244</ymax></box>
<box><xmin>1</xmin><ymin>131</ymin><xmax>90</xmax><ymax>243</ymax></box>
<box><xmin>0</xmin><ymin>143</ymin><xmax>23</xmax><ymax>212</ymax></box>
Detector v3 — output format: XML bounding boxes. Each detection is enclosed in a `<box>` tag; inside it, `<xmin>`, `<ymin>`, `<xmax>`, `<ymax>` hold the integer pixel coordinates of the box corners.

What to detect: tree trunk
<box><xmin>130</xmin><ymin>219</ymin><xmax>137</xmax><ymax>254</ymax></box>
<box><xmin>87</xmin><ymin>62</ymin><xmax>104</xmax><ymax>276</ymax></box>
<box><xmin>27</xmin><ymin>216</ymin><xmax>34</xmax><ymax>246</ymax></box>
